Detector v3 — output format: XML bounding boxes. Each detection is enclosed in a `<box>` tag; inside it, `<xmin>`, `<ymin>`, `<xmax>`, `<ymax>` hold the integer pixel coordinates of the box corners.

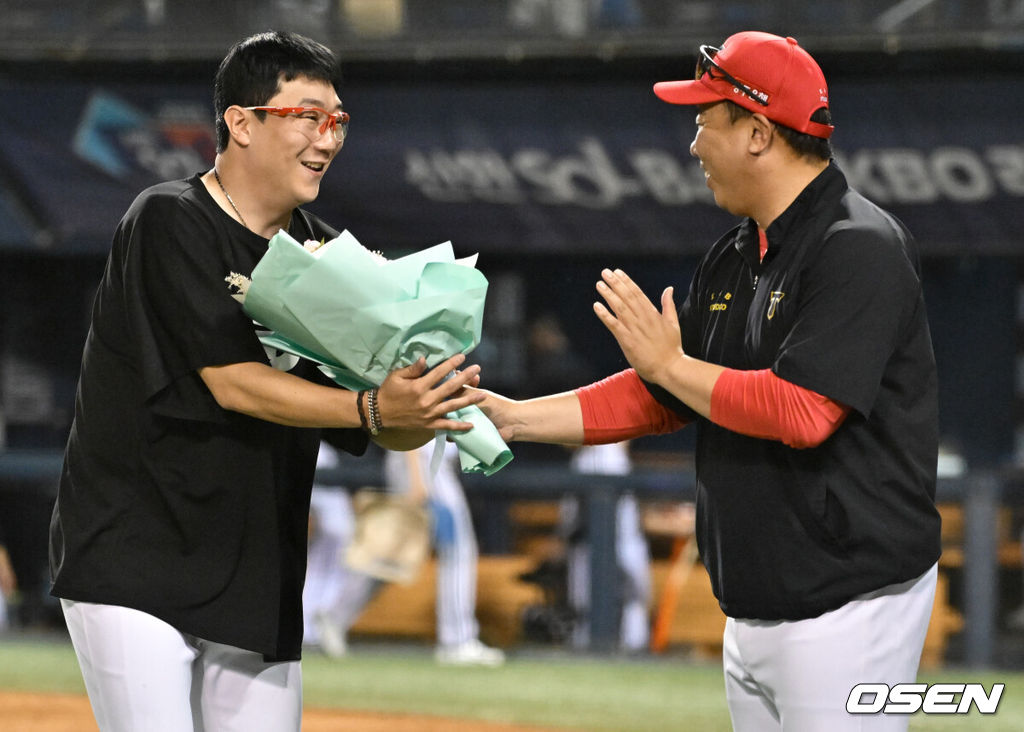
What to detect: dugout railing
<box><xmin>0</xmin><ymin>447</ymin><xmax>1008</xmax><ymax>665</ymax></box>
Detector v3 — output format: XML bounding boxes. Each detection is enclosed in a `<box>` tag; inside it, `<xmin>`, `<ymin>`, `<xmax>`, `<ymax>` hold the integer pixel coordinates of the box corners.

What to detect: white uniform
<box><xmin>62</xmin><ymin>599</ymin><xmax>302</xmax><ymax>732</ymax></box>
<box><xmin>562</xmin><ymin>442</ymin><xmax>651</xmax><ymax>651</ymax></box>
<box><xmin>303</xmin><ymin>442</ymin><xmax>503</xmax><ymax>665</ymax></box>
<box><xmin>724</xmin><ymin>564</ymin><xmax>937</xmax><ymax>732</ymax></box>
<box><xmin>302</xmin><ymin>442</ymin><xmax>373</xmax><ymax>656</ymax></box>
<box><xmin>302</xmin><ymin>445</ymin><xmax>358</xmax><ymax>649</ymax></box>
<box><xmin>384</xmin><ymin>442</ymin><xmax>487</xmax><ymax>651</ymax></box>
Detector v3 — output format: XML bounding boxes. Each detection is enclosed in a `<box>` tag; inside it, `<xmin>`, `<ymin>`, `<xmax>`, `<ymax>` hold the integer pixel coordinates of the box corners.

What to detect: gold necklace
<box><xmin>213</xmin><ymin>169</ymin><xmax>249</xmax><ymax>231</ymax></box>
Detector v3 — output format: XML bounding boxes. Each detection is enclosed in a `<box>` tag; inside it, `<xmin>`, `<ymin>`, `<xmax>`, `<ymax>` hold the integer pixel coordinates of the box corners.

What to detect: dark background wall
<box><xmin>1</xmin><ymin>0</ymin><xmax>1023</xmax><ymax>632</ymax></box>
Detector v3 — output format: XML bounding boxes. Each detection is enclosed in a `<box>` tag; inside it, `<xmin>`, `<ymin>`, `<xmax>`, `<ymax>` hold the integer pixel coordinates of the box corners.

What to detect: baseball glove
<box><xmin>344</xmin><ymin>489</ymin><xmax>431</xmax><ymax>584</ymax></box>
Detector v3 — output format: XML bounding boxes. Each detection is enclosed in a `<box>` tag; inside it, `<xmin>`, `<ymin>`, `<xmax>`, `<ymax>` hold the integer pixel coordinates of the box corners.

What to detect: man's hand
<box><xmin>475</xmin><ymin>387</ymin><xmax>584</xmax><ymax>445</ymax></box>
<box><xmin>473</xmin><ymin>388</ymin><xmax>520</xmax><ymax>443</ymax></box>
<box><xmin>376</xmin><ymin>354</ymin><xmax>485</xmax><ymax>432</ymax></box>
<box><xmin>594</xmin><ymin>268</ymin><xmax>682</xmax><ymax>386</ymax></box>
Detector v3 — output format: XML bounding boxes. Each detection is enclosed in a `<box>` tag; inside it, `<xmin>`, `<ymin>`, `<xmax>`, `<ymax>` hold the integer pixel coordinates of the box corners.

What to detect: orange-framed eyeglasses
<box><xmin>243</xmin><ymin>106</ymin><xmax>351</xmax><ymax>144</ymax></box>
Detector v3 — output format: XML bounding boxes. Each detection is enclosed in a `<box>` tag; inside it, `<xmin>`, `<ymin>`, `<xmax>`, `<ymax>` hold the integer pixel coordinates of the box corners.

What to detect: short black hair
<box><xmin>722</xmin><ymin>101</ymin><xmax>833</xmax><ymax>162</ymax></box>
<box><xmin>213</xmin><ymin>31</ymin><xmax>343</xmax><ymax>153</ymax></box>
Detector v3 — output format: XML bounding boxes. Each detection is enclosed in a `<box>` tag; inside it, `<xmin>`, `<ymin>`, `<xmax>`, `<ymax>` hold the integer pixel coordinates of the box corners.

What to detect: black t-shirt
<box><xmin>50</xmin><ymin>174</ymin><xmax>367</xmax><ymax>660</ymax></box>
<box><xmin>645</xmin><ymin>163</ymin><xmax>941</xmax><ymax>620</ymax></box>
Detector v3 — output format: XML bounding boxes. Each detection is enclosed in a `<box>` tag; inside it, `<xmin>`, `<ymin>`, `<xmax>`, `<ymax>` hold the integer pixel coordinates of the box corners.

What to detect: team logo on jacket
<box><xmin>709</xmin><ymin>291</ymin><xmax>732</xmax><ymax>312</ymax></box>
<box><xmin>767</xmin><ymin>291</ymin><xmax>785</xmax><ymax>320</ymax></box>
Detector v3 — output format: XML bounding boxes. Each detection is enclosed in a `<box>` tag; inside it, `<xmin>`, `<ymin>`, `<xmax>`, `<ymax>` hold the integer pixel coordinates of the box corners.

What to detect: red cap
<box><xmin>653</xmin><ymin>32</ymin><xmax>834</xmax><ymax>139</ymax></box>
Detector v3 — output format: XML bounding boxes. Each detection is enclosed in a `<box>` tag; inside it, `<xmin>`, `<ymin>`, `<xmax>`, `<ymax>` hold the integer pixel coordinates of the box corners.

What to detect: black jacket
<box><xmin>646</xmin><ymin>162</ymin><xmax>941</xmax><ymax>620</ymax></box>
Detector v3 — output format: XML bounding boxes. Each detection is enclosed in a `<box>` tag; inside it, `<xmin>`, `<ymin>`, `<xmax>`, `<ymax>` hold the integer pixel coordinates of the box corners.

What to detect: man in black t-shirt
<box><xmin>478</xmin><ymin>32</ymin><xmax>940</xmax><ymax>731</ymax></box>
<box><xmin>49</xmin><ymin>31</ymin><xmax>485</xmax><ymax>732</ymax></box>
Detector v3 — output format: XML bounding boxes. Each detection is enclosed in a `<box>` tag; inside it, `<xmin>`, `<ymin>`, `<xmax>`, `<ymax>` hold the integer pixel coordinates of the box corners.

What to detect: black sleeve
<box><xmin>119</xmin><ymin>188</ymin><xmax>268</xmax><ymax>422</ymax></box>
<box><xmin>773</xmin><ymin>213</ymin><xmax>923</xmax><ymax>417</ymax></box>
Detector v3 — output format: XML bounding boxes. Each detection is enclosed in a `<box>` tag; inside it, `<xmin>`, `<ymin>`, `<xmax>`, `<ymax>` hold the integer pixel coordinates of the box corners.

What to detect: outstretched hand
<box><xmin>471</xmin><ymin>387</ymin><xmax>519</xmax><ymax>443</ymax></box>
<box><xmin>377</xmin><ymin>354</ymin><xmax>485</xmax><ymax>433</ymax></box>
<box><xmin>593</xmin><ymin>268</ymin><xmax>683</xmax><ymax>385</ymax></box>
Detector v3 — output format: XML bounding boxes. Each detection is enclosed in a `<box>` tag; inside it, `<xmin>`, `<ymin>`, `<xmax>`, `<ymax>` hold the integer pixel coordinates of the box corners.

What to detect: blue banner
<box><xmin>1</xmin><ymin>73</ymin><xmax>1021</xmax><ymax>256</ymax></box>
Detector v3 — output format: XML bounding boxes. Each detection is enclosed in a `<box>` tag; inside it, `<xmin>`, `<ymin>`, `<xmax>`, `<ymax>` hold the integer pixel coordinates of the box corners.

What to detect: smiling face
<box><xmin>246</xmin><ymin>75</ymin><xmax>344</xmax><ymax>210</ymax></box>
<box><xmin>689</xmin><ymin>102</ymin><xmax>757</xmax><ymax>218</ymax></box>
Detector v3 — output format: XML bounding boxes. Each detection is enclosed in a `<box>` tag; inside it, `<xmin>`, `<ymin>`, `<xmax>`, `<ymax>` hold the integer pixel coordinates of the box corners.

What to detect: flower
<box><xmin>227</xmin><ymin>229</ymin><xmax>512</xmax><ymax>475</ymax></box>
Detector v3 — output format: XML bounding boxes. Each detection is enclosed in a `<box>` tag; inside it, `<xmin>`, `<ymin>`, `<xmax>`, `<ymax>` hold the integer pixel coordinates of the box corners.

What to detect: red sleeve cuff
<box><xmin>575</xmin><ymin>369</ymin><xmax>687</xmax><ymax>445</ymax></box>
<box><xmin>710</xmin><ymin>368</ymin><xmax>850</xmax><ymax>448</ymax></box>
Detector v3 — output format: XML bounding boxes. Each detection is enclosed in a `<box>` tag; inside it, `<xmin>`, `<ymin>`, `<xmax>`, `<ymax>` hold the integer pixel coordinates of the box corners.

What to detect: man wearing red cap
<box><xmin>480</xmin><ymin>31</ymin><xmax>941</xmax><ymax>730</ymax></box>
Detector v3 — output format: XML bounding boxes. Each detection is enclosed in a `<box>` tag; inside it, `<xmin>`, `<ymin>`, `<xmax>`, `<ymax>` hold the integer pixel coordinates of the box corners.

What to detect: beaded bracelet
<box><xmin>356</xmin><ymin>389</ymin><xmax>370</xmax><ymax>433</ymax></box>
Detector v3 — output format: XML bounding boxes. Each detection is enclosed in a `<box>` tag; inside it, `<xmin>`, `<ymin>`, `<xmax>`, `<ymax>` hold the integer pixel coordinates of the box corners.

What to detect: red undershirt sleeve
<box><xmin>575</xmin><ymin>368</ymin><xmax>688</xmax><ymax>445</ymax></box>
<box><xmin>710</xmin><ymin>368</ymin><xmax>850</xmax><ymax>449</ymax></box>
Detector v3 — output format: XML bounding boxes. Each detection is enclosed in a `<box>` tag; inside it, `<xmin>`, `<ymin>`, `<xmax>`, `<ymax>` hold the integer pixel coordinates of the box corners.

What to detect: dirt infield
<box><xmin>0</xmin><ymin>691</ymin><xmax>565</xmax><ymax>731</ymax></box>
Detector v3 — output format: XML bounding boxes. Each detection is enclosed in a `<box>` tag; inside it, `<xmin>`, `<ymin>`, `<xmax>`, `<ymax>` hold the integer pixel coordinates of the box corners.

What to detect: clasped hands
<box><xmin>374</xmin><ymin>268</ymin><xmax>682</xmax><ymax>439</ymax></box>
<box><xmin>375</xmin><ymin>353</ymin><xmax>484</xmax><ymax>433</ymax></box>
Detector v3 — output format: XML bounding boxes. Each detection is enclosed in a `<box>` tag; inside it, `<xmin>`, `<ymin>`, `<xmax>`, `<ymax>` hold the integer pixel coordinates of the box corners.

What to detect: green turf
<box><xmin>0</xmin><ymin>638</ymin><xmax>87</xmax><ymax>694</ymax></box>
<box><xmin>303</xmin><ymin>649</ymin><xmax>731</xmax><ymax>731</ymax></box>
<box><xmin>2</xmin><ymin>637</ymin><xmax>1024</xmax><ymax>730</ymax></box>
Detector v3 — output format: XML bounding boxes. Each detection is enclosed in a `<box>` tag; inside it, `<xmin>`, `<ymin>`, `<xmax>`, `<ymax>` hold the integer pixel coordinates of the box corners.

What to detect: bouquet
<box><xmin>226</xmin><ymin>229</ymin><xmax>512</xmax><ymax>475</ymax></box>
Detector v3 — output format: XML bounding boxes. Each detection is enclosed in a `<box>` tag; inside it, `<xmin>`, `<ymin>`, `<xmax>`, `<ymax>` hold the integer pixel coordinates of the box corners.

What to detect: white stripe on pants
<box><xmin>61</xmin><ymin>599</ymin><xmax>302</xmax><ymax>732</ymax></box>
<box><xmin>723</xmin><ymin>563</ymin><xmax>938</xmax><ymax>732</ymax></box>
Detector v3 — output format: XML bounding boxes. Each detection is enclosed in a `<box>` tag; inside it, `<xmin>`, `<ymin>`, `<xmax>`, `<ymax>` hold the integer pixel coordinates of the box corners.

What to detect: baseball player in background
<box><xmin>305</xmin><ymin>441</ymin><xmax>505</xmax><ymax>666</ymax></box>
<box><xmin>560</xmin><ymin>442</ymin><xmax>651</xmax><ymax>652</ymax></box>
<box><xmin>477</xmin><ymin>31</ymin><xmax>941</xmax><ymax>731</ymax></box>
<box><xmin>48</xmin><ymin>31</ymin><xmax>484</xmax><ymax>732</ymax></box>
<box><xmin>302</xmin><ymin>442</ymin><xmax>360</xmax><ymax>656</ymax></box>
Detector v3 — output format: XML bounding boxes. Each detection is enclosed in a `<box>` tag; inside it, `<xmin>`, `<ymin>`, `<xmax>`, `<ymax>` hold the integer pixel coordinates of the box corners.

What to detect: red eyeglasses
<box><xmin>243</xmin><ymin>106</ymin><xmax>351</xmax><ymax>144</ymax></box>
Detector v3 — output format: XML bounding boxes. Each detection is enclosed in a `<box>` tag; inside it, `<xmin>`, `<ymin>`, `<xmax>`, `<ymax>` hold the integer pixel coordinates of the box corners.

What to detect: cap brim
<box><xmin>653</xmin><ymin>79</ymin><xmax>726</xmax><ymax>106</ymax></box>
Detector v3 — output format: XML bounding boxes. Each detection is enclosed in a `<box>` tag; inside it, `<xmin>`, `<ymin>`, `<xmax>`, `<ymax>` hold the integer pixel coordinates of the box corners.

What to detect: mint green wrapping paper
<box><xmin>237</xmin><ymin>230</ymin><xmax>512</xmax><ymax>475</ymax></box>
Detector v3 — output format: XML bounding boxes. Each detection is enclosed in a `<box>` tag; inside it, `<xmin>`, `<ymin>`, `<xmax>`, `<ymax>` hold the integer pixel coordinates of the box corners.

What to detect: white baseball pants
<box><xmin>723</xmin><ymin>562</ymin><xmax>938</xmax><ymax>732</ymax></box>
<box><xmin>303</xmin><ymin>484</ymin><xmax>360</xmax><ymax>645</ymax></box>
<box><xmin>61</xmin><ymin>599</ymin><xmax>302</xmax><ymax>732</ymax></box>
